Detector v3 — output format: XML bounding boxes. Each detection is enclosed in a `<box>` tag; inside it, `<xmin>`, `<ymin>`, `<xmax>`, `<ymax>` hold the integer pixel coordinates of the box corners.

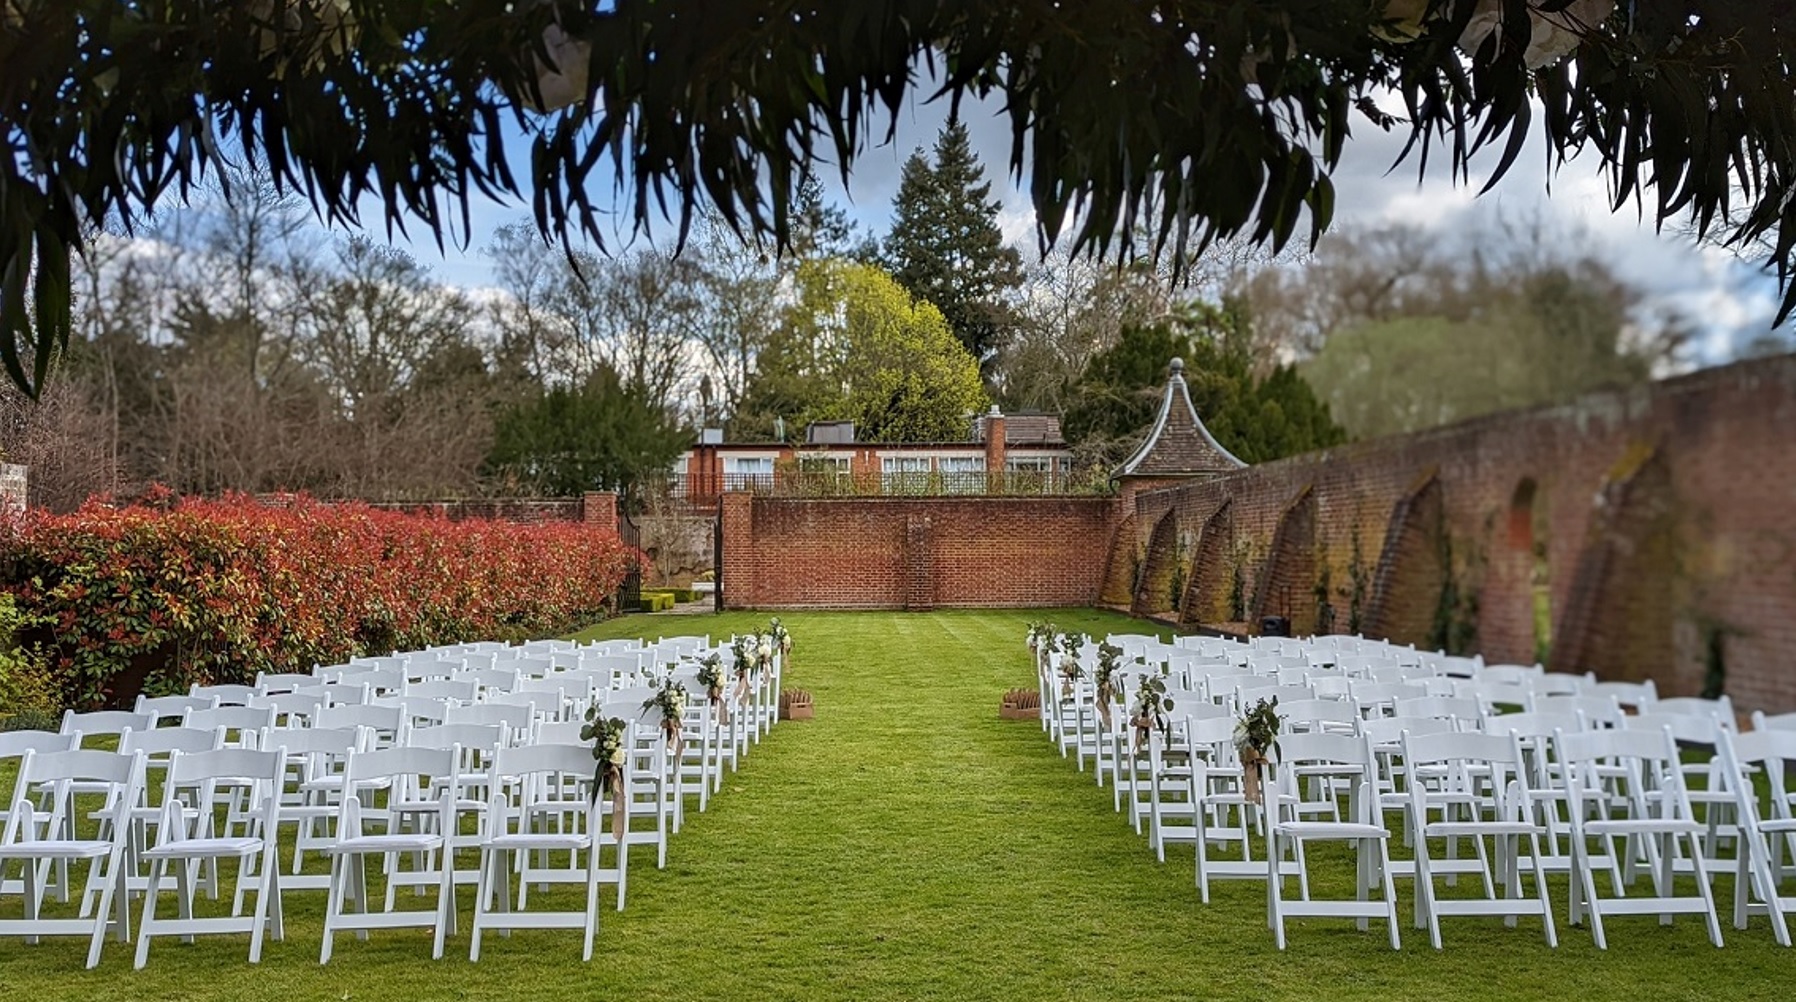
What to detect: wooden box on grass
<box><xmin>780</xmin><ymin>689</ymin><xmax>815</xmax><ymax>721</ymax></box>
<box><xmin>1000</xmin><ymin>688</ymin><xmax>1040</xmax><ymax>721</ymax></box>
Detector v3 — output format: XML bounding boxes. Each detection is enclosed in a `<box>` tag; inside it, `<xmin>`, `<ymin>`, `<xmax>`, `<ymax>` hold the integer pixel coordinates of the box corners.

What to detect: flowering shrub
<box><xmin>0</xmin><ymin>491</ymin><xmax>642</xmax><ymax>708</ymax></box>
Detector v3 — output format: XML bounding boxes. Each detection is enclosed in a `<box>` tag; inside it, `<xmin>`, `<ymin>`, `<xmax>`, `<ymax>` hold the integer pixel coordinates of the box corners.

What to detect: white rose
<box><xmin>609</xmin><ymin>747</ymin><xmax>627</xmax><ymax>766</ymax></box>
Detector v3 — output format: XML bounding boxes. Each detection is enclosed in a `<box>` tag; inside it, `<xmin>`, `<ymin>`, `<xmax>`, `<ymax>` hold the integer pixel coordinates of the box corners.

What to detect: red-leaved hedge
<box><xmin>1</xmin><ymin>490</ymin><xmax>643</xmax><ymax>709</ymax></box>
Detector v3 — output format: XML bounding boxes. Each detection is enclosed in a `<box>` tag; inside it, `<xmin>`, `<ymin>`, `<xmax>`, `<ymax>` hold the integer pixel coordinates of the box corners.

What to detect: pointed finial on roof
<box><xmin>1114</xmin><ymin>354</ymin><xmax>1248</xmax><ymax>479</ymax></box>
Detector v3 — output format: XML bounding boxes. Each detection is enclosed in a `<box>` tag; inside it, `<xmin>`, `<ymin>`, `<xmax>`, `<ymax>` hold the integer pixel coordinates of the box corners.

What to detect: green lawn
<box><xmin>0</xmin><ymin>608</ymin><xmax>1788</xmax><ymax>1000</ymax></box>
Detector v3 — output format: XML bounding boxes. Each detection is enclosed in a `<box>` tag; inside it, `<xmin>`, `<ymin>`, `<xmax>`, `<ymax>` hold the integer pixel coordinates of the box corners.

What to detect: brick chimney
<box><xmin>983</xmin><ymin>405</ymin><xmax>1006</xmax><ymax>490</ymax></box>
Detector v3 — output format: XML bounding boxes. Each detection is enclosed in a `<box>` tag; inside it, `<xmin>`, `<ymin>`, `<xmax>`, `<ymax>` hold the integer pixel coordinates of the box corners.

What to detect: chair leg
<box><xmin>1686</xmin><ymin>833</ymin><xmax>1725</xmax><ymax>948</ymax></box>
<box><xmin>432</xmin><ymin>858</ymin><xmax>452</xmax><ymax>960</ymax></box>
<box><xmin>582</xmin><ymin>849</ymin><xmax>601</xmax><ymax>962</ymax></box>
<box><xmin>1529</xmin><ymin>835</ymin><xmax>1558</xmax><ymax>948</ymax></box>
<box><xmin>1378</xmin><ymin>841</ymin><xmax>1402</xmax><ymax>950</ymax></box>
<box><xmin>1268</xmin><ymin>831</ymin><xmax>1287</xmax><ymax>950</ymax></box>
<box><xmin>133</xmin><ymin>858</ymin><xmax>164</xmax><ymax>971</ymax></box>
<box><xmin>269</xmin><ymin>865</ymin><xmax>285</xmax><ymax>943</ymax></box>
<box><xmin>320</xmin><ymin>855</ymin><xmax>344</xmax><ymax>964</ymax></box>
<box><xmin>472</xmin><ymin>848</ymin><xmax>498</xmax><ymax>961</ymax></box>
<box><xmin>1735</xmin><ymin>850</ymin><xmax>1753</xmax><ymax>931</ymax></box>
<box><xmin>174</xmin><ymin>857</ymin><xmax>195</xmax><ymax>945</ymax></box>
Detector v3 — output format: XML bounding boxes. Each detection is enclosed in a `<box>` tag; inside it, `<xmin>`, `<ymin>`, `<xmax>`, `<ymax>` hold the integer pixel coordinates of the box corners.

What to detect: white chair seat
<box><xmin>0</xmin><ymin>839</ymin><xmax>110</xmax><ymax>859</ymax></box>
<box><xmin>1275</xmin><ymin>821</ymin><xmax>1389</xmax><ymax>840</ymax></box>
<box><xmin>1584</xmin><ymin>818</ymin><xmax>1705</xmax><ymax>837</ymax></box>
<box><xmin>327</xmin><ymin>833</ymin><xmax>444</xmax><ymax>854</ymax></box>
<box><xmin>143</xmin><ymin>837</ymin><xmax>263</xmax><ymax>859</ymax></box>
<box><xmin>484</xmin><ymin>832</ymin><xmax>593</xmax><ymax>852</ymax></box>
<box><xmin>1425</xmin><ymin>820</ymin><xmax>1543</xmax><ymax>838</ymax></box>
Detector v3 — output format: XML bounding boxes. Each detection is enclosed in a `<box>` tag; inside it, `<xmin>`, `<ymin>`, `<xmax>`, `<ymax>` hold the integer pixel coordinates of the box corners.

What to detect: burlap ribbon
<box><xmin>1096</xmin><ymin>679</ymin><xmax>1114</xmax><ymax>730</ymax></box>
<box><xmin>663</xmin><ymin>717</ymin><xmax>684</xmax><ymax>769</ymax></box>
<box><xmin>1240</xmin><ymin>747</ymin><xmax>1267</xmax><ymax>805</ymax></box>
<box><xmin>707</xmin><ymin>685</ymin><xmax>729</xmax><ymax>725</ymax></box>
<box><xmin>732</xmin><ymin>671</ymin><xmax>751</xmax><ymax>710</ymax></box>
<box><xmin>1132</xmin><ymin>713</ymin><xmax>1154</xmax><ymax>752</ymax></box>
<box><xmin>601</xmin><ymin>762</ymin><xmax>627</xmax><ymax>843</ymax></box>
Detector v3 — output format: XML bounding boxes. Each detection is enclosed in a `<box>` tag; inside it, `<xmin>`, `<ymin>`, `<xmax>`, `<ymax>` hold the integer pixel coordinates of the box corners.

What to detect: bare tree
<box><xmin>691</xmin><ymin>216</ymin><xmax>780</xmax><ymax>421</ymax></box>
<box><xmin>0</xmin><ymin>371</ymin><xmax>119</xmax><ymax>511</ymax></box>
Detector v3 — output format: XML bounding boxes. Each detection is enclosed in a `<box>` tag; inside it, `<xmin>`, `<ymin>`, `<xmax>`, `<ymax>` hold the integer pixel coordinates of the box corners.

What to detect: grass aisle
<box><xmin>1</xmin><ymin>608</ymin><xmax>1787</xmax><ymax>1000</ymax></box>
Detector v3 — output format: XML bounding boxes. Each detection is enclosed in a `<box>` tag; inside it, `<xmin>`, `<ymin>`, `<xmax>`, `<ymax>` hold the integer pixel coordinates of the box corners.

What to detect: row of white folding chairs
<box><xmin>0</xmin><ymin>738</ymin><xmax>657</xmax><ymax>967</ymax></box>
<box><xmin>1077</xmin><ymin>631</ymin><xmax>1653</xmax><ymax>702</ymax></box>
<box><xmin>2</xmin><ymin>697</ymin><xmax>716</xmax><ymax>964</ymax></box>
<box><xmin>1069</xmin><ymin>699</ymin><xmax>1752</xmax><ymax>951</ymax></box>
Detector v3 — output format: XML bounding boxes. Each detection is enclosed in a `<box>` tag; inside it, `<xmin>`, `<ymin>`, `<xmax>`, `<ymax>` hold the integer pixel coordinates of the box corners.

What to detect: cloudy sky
<box><xmin>408</xmin><ymin>90</ymin><xmax>1786</xmax><ymax>366</ymax></box>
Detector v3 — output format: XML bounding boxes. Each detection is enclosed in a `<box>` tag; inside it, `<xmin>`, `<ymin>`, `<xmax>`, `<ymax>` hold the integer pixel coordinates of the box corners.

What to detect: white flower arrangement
<box><xmin>696</xmin><ymin>653</ymin><xmax>726</xmax><ymax>697</ymax></box>
<box><xmin>730</xmin><ymin>635</ymin><xmax>757</xmax><ymax>678</ymax></box>
<box><xmin>580</xmin><ymin>711</ymin><xmax>629</xmax><ymax>796</ymax></box>
<box><xmin>769</xmin><ymin>617</ymin><xmax>792</xmax><ymax>654</ymax></box>
<box><xmin>643</xmin><ymin>678</ymin><xmax>689</xmax><ymax>723</ymax></box>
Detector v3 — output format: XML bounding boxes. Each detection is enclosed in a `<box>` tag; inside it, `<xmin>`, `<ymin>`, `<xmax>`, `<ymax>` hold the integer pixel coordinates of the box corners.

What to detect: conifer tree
<box><xmin>884</xmin><ymin>121</ymin><xmax>1024</xmax><ymax>376</ymax></box>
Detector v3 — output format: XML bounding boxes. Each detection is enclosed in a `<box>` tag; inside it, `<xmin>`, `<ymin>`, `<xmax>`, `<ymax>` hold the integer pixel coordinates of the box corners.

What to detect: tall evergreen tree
<box><xmin>884</xmin><ymin>121</ymin><xmax>1023</xmax><ymax>376</ymax></box>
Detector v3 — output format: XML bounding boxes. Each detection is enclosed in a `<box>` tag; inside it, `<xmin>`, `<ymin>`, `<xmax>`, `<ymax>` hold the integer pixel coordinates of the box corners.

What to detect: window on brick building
<box><xmin>1005</xmin><ymin>455</ymin><xmax>1059</xmax><ymax>493</ymax></box>
<box><xmin>795</xmin><ymin>454</ymin><xmax>852</xmax><ymax>495</ymax></box>
<box><xmin>938</xmin><ymin>455</ymin><xmax>985</xmax><ymax>494</ymax></box>
<box><xmin>724</xmin><ymin>456</ymin><xmax>775</xmax><ymax>491</ymax></box>
<box><xmin>881</xmin><ymin>455</ymin><xmax>930</xmax><ymax>495</ymax></box>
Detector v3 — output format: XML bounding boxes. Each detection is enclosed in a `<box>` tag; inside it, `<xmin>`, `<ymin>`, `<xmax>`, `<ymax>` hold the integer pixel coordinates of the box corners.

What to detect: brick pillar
<box><xmin>582</xmin><ymin>491</ymin><xmax>618</xmax><ymax>532</ymax></box>
<box><xmin>720</xmin><ymin>493</ymin><xmax>755</xmax><ymax>609</ymax></box>
<box><xmin>903</xmin><ymin>514</ymin><xmax>934</xmax><ymax>611</ymax></box>
<box><xmin>852</xmin><ymin>448</ymin><xmax>879</xmax><ymax>493</ymax></box>
<box><xmin>983</xmin><ymin>406</ymin><xmax>1006</xmax><ymax>491</ymax></box>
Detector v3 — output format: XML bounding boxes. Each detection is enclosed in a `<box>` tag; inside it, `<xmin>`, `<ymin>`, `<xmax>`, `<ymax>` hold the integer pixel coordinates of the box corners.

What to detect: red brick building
<box><xmin>672</xmin><ymin>408</ymin><xmax>1074</xmax><ymax>505</ymax></box>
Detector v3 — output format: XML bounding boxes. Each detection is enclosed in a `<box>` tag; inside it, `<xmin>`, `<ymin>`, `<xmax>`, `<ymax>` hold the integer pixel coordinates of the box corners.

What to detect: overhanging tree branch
<box><xmin>4</xmin><ymin>0</ymin><xmax>1795</xmax><ymax>397</ymax></box>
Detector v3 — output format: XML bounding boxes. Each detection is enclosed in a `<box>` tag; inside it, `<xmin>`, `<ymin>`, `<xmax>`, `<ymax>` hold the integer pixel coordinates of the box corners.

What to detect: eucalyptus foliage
<box><xmin>6</xmin><ymin>1</ymin><xmax>1795</xmax><ymax>398</ymax></box>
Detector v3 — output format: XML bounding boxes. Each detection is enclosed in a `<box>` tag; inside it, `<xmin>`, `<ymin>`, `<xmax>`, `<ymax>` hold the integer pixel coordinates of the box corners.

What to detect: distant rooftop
<box><xmin>1116</xmin><ymin>357</ymin><xmax>1247</xmax><ymax>478</ymax></box>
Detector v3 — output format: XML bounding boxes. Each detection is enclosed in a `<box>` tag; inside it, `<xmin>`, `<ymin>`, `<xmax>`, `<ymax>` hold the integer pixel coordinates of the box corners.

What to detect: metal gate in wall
<box><xmin>616</xmin><ymin>506</ymin><xmax>642</xmax><ymax>612</ymax></box>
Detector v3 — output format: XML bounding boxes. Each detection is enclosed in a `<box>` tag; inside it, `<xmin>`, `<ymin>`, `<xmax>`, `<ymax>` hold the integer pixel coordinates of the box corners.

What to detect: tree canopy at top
<box><xmin>5</xmin><ymin>1</ymin><xmax>1796</xmax><ymax>396</ymax></box>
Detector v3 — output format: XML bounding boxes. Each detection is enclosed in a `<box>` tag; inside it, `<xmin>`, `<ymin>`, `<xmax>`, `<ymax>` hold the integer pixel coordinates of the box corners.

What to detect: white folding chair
<box><xmin>183</xmin><ymin>705</ymin><xmax>277</xmax><ymax>749</ymax></box>
<box><xmin>0</xmin><ymin>748</ymin><xmax>143</xmax><ymax>968</ymax></box>
<box><xmin>316</xmin><ymin>702</ymin><xmax>406</xmax><ymax>749</ymax></box>
<box><xmin>263</xmin><ymin>725</ymin><xmax>367</xmax><ymax>890</ymax></box>
<box><xmin>446</xmin><ymin>701</ymin><xmax>534</xmax><ymax>741</ymax></box>
<box><xmin>254</xmin><ymin>672</ymin><xmax>316</xmax><ymax>694</ymax></box>
<box><xmin>134</xmin><ymin>747</ymin><xmax>287</xmax><ymax>968</ymax></box>
<box><xmin>601</xmin><ymin>699</ymin><xmax>673</xmax><ymax>877</ymax></box>
<box><xmin>470</xmin><ymin>743</ymin><xmax>608</xmax><ymax>962</ymax></box>
<box><xmin>1717</xmin><ymin>728</ymin><xmax>1796</xmax><ymax>945</ymax></box>
<box><xmin>60</xmin><ymin>709</ymin><xmax>152</xmax><ymax>745</ymax></box>
<box><xmin>320</xmin><ymin>745</ymin><xmax>466</xmax><ymax>962</ymax></box>
<box><xmin>1555</xmin><ymin>725</ymin><xmax>1724</xmax><ymax>949</ymax></box>
<box><xmin>135</xmin><ymin>694</ymin><xmax>214</xmax><ymax>727</ymax></box>
<box><xmin>1400</xmin><ymin>730</ymin><xmax>1557</xmax><ymax>949</ymax></box>
<box><xmin>189</xmin><ymin>683</ymin><xmax>258</xmax><ymax>707</ymax></box>
<box><xmin>1266</xmin><ymin>732</ymin><xmax>1400</xmax><ymax>950</ymax></box>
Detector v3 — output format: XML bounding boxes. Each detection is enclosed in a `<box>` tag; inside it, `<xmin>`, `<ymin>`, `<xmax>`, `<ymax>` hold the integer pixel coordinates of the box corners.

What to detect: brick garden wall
<box><xmin>360</xmin><ymin>492</ymin><xmax>620</xmax><ymax>529</ymax></box>
<box><xmin>1116</xmin><ymin>356</ymin><xmax>1796</xmax><ymax>712</ymax></box>
<box><xmin>719</xmin><ymin>494</ymin><xmax>1121</xmax><ymax>610</ymax></box>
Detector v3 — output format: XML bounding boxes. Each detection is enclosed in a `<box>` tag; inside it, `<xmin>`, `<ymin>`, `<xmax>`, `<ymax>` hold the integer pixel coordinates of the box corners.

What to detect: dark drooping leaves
<box><xmin>4</xmin><ymin>1</ymin><xmax>1795</xmax><ymax>397</ymax></box>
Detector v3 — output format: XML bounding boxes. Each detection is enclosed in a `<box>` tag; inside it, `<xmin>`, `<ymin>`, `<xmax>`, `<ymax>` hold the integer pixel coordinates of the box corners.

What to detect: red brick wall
<box><xmin>720</xmin><ymin>495</ymin><xmax>1120</xmax><ymax>609</ymax></box>
<box><xmin>363</xmin><ymin>497</ymin><xmax>586</xmax><ymax>523</ymax></box>
<box><xmin>1118</xmin><ymin>356</ymin><xmax>1796</xmax><ymax>711</ymax></box>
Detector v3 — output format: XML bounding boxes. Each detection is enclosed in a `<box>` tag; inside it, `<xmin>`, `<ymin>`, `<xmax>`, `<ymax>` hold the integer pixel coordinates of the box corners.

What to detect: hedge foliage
<box><xmin>0</xmin><ymin>490</ymin><xmax>642</xmax><ymax>709</ymax></box>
